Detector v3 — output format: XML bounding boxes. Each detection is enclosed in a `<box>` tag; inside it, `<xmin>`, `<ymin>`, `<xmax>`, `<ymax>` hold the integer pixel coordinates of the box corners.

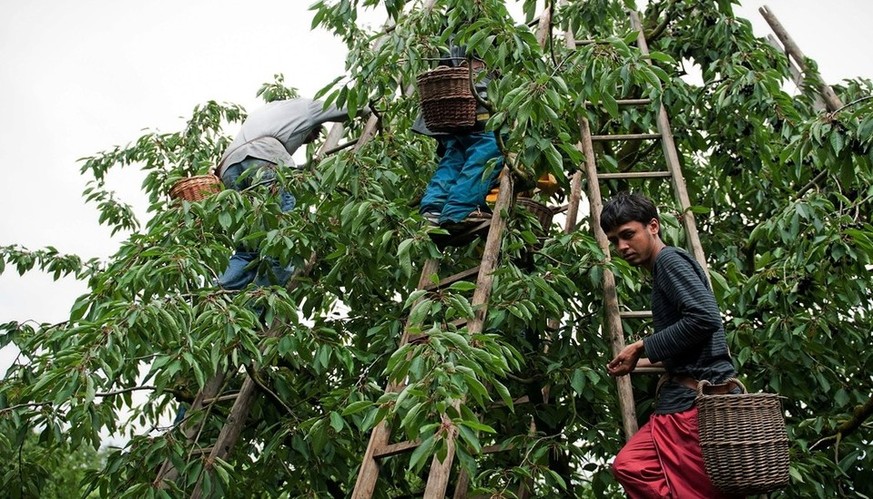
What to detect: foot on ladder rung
<box><xmin>428</xmin><ymin>220</ymin><xmax>492</xmax><ymax>248</ymax></box>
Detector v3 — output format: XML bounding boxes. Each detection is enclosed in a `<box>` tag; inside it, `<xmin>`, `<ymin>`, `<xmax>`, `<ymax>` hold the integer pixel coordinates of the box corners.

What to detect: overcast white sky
<box><xmin>1</xmin><ymin>1</ymin><xmax>872</xmax><ymax>374</ymax></box>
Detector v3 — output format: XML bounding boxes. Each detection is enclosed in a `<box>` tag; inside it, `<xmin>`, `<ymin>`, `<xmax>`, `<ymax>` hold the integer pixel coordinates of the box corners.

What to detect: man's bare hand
<box><xmin>607</xmin><ymin>340</ymin><xmax>645</xmax><ymax>377</ymax></box>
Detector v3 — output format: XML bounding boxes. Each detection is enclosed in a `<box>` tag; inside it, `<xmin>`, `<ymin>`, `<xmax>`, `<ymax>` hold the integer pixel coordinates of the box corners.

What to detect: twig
<box><xmin>829</xmin><ymin>95</ymin><xmax>873</xmax><ymax>116</ymax></box>
<box><xmin>95</xmin><ymin>385</ymin><xmax>156</xmax><ymax>397</ymax></box>
<box><xmin>797</xmin><ymin>169</ymin><xmax>828</xmax><ymax>199</ymax></box>
<box><xmin>244</xmin><ymin>363</ymin><xmax>296</xmax><ymax>417</ymax></box>
<box><xmin>0</xmin><ymin>402</ymin><xmax>51</xmax><ymax>415</ymax></box>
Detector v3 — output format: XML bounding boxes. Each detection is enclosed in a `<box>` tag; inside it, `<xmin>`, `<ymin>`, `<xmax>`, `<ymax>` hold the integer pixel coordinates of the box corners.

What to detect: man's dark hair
<box><xmin>600</xmin><ymin>192</ymin><xmax>660</xmax><ymax>233</ymax></box>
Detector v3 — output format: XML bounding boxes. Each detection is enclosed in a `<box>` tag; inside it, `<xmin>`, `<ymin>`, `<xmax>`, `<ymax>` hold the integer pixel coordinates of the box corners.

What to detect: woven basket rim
<box><xmin>169</xmin><ymin>174</ymin><xmax>222</xmax><ymax>201</ymax></box>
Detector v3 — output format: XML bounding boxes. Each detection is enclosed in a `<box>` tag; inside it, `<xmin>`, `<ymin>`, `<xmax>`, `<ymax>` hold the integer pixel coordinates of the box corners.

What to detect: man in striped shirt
<box><xmin>600</xmin><ymin>192</ymin><xmax>738</xmax><ymax>498</ymax></box>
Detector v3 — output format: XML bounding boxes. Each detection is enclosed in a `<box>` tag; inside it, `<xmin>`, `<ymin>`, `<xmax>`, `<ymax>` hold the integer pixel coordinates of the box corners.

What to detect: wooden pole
<box><xmin>759</xmin><ymin>5</ymin><xmax>843</xmax><ymax>112</ymax></box>
<box><xmin>630</xmin><ymin>11</ymin><xmax>710</xmax><ymax>282</ymax></box>
<box><xmin>578</xmin><ymin>110</ymin><xmax>640</xmax><ymax>439</ymax></box>
<box><xmin>352</xmin><ymin>258</ymin><xmax>439</xmax><ymax>499</ymax></box>
<box><xmin>765</xmin><ymin>35</ymin><xmax>826</xmax><ymax>112</ymax></box>
<box><xmin>466</xmin><ymin>172</ymin><xmax>513</xmax><ymax>334</ymax></box>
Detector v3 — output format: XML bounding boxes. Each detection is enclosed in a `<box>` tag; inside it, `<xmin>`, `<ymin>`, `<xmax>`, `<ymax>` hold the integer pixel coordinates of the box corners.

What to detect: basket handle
<box><xmin>697</xmin><ymin>378</ymin><xmax>746</xmax><ymax>396</ymax></box>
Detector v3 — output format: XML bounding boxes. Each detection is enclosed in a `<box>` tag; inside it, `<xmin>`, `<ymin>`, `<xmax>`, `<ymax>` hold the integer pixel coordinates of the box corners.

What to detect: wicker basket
<box><xmin>517</xmin><ymin>197</ymin><xmax>555</xmax><ymax>230</ymax></box>
<box><xmin>169</xmin><ymin>175</ymin><xmax>223</xmax><ymax>202</ymax></box>
<box><xmin>696</xmin><ymin>379</ymin><xmax>790</xmax><ymax>495</ymax></box>
<box><xmin>417</xmin><ymin>66</ymin><xmax>477</xmax><ymax>132</ymax></box>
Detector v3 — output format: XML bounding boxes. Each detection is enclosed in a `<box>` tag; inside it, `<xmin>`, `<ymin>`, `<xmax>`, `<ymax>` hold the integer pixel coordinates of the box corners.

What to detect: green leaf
<box><xmin>342</xmin><ymin>400</ymin><xmax>374</xmax><ymax>416</ymax></box>
<box><xmin>409</xmin><ymin>434</ymin><xmax>435</xmax><ymax>472</ymax></box>
<box><xmin>329</xmin><ymin>411</ymin><xmax>345</xmax><ymax>433</ymax></box>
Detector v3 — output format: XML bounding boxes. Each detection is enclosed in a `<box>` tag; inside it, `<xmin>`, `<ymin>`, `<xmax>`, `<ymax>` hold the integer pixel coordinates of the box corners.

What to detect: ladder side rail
<box><xmin>456</xmin><ymin>10</ymin><xmax>555</xmax><ymax>496</ymax></box>
<box><xmin>630</xmin><ymin>12</ymin><xmax>709</xmax><ymax>279</ymax></box>
<box><xmin>560</xmin><ymin>14</ymin><xmax>586</xmax><ymax>236</ymax></box>
<box><xmin>563</xmin><ymin>12</ymin><xmax>638</xmax><ymax>439</ymax></box>
<box><xmin>352</xmin><ymin>257</ymin><xmax>441</xmax><ymax>499</ymax></box>
<box><xmin>578</xmin><ymin>112</ymin><xmax>639</xmax><ymax>439</ymax></box>
<box><xmin>765</xmin><ymin>35</ymin><xmax>826</xmax><ymax>112</ymax></box>
<box><xmin>422</xmin><ymin>173</ymin><xmax>514</xmax><ymax>498</ymax></box>
<box><xmin>189</xmin><ymin>254</ymin><xmax>319</xmax><ymax>497</ymax></box>
<box><xmin>758</xmin><ymin>6</ymin><xmax>842</xmax><ymax>112</ymax></box>
<box><xmin>153</xmin><ymin>372</ymin><xmax>229</xmax><ymax>487</ymax></box>
<box><xmin>190</xmin><ymin>374</ymin><xmax>261</xmax><ymax>499</ymax></box>
<box><xmin>467</xmin><ymin>172</ymin><xmax>513</xmax><ymax>333</ymax></box>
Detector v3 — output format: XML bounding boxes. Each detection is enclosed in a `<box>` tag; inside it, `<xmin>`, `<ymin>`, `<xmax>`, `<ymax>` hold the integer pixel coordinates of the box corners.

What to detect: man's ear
<box><xmin>647</xmin><ymin>218</ymin><xmax>660</xmax><ymax>236</ymax></box>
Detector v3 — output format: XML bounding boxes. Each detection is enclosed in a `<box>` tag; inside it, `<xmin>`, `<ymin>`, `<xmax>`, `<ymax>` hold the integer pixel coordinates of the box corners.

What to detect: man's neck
<box><xmin>645</xmin><ymin>239</ymin><xmax>667</xmax><ymax>271</ymax></box>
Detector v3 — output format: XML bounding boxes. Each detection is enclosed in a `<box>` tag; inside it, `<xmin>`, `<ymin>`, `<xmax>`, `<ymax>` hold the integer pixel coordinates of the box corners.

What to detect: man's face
<box><xmin>605</xmin><ymin>219</ymin><xmax>661</xmax><ymax>268</ymax></box>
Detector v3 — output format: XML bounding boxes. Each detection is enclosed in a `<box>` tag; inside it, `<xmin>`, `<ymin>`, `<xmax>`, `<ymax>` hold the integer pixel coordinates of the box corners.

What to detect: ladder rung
<box><xmin>618</xmin><ymin>310</ymin><xmax>653</xmax><ymax>319</ymax></box>
<box><xmin>202</xmin><ymin>393</ymin><xmax>240</xmax><ymax>404</ymax></box>
<box><xmin>482</xmin><ymin>442</ymin><xmax>513</xmax><ymax>454</ymax></box>
<box><xmin>633</xmin><ymin>366</ymin><xmax>666</xmax><ymax>375</ymax></box>
<box><xmin>323</xmin><ymin>138</ymin><xmax>359</xmax><ymax>156</ymax></box>
<box><xmin>424</xmin><ymin>266</ymin><xmax>481</xmax><ymax>292</ymax></box>
<box><xmin>597</xmin><ymin>171</ymin><xmax>671</xmax><ymax>180</ymax></box>
<box><xmin>373</xmin><ymin>440</ymin><xmax>420</xmax><ymax>458</ymax></box>
<box><xmin>616</xmin><ymin>98</ymin><xmax>652</xmax><ymax>106</ymax></box>
<box><xmin>590</xmin><ymin>133</ymin><xmax>661</xmax><ymax>142</ymax></box>
<box><xmin>586</xmin><ymin>98</ymin><xmax>652</xmax><ymax>107</ymax></box>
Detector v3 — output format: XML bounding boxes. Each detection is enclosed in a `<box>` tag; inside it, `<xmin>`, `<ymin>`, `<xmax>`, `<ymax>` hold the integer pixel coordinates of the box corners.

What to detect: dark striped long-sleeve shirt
<box><xmin>643</xmin><ymin>247</ymin><xmax>736</xmax><ymax>414</ymax></box>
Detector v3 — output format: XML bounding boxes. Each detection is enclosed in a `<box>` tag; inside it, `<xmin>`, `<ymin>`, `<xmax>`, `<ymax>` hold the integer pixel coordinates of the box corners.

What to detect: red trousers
<box><xmin>612</xmin><ymin>407</ymin><xmax>740</xmax><ymax>499</ymax></box>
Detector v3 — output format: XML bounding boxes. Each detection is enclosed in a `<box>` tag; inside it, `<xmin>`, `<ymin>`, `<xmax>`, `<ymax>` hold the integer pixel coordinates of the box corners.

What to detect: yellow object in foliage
<box><xmin>485</xmin><ymin>172</ymin><xmax>559</xmax><ymax>203</ymax></box>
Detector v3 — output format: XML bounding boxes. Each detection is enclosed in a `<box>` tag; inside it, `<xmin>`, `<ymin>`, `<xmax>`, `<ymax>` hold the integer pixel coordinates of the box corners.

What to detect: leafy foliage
<box><xmin>1</xmin><ymin>1</ymin><xmax>872</xmax><ymax>497</ymax></box>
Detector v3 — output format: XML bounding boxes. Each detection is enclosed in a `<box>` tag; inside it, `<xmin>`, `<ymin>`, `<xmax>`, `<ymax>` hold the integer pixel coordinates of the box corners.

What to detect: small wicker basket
<box><xmin>696</xmin><ymin>379</ymin><xmax>790</xmax><ymax>495</ymax></box>
<box><xmin>417</xmin><ymin>66</ymin><xmax>477</xmax><ymax>132</ymax></box>
<box><xmin>169</xmin><ymin>175</ymin><xmax>223</xmax><ymax>202</ymax></box>
<box><xmin>516</xmin><ymin>197</ymin><xmax>555</xmax><ymax>230</ymax></box>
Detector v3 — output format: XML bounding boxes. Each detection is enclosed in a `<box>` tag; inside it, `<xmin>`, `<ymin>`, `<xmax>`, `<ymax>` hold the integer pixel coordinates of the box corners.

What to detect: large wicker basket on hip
<box><xmin>696</xmin><ymin>378</ymin><xmax>790</xmax><ymax>495</ymax></box>
<box><xmin>417</xmin><ymin>66</ymin><xmax>477</xmax><ymax>133</ymax></box>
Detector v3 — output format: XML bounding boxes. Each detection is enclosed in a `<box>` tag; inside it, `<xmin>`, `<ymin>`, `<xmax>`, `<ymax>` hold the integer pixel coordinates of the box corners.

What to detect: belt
<box><xmin>672</xmin><ymin>375</ymin><xmax>739</xmax><ymax>395</ymax></box>
<box><xmin>656</xmin><ymin>374</ymin><xmax>739</xmax><ymax>397</ymax></box>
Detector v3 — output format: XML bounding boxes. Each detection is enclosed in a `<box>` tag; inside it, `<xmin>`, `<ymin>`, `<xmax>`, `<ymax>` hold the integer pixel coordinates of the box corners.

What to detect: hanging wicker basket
<box><xmin>169</xmin><ymin>174</ymin><xmax>223</xmax><ymax>202</ymax></box>
<box><xmin>516</xmin><ymin>197</ymin><xmax>555</xmax><ymax>230</ymax></box>
<box><xmin>417</xmin><ymin>66</ymin><xmax>477</xmax><ymax>132</ymax></box>
<box><xmin>696</xmin><ymin>379</ymin><xmax>790</xmax><ymax>495</ymax></box>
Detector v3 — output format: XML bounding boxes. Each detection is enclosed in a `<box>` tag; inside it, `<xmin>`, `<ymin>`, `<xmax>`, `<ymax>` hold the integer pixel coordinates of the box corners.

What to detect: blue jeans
<box><xmin>217</xmin><ymin>158</ymin><xmax>295</xmax><ymax>290</ymax></box>
<box><xmin>420</xmin><ymin>131</ymin><xmax>504</xmax><ymax>223</ymax></box>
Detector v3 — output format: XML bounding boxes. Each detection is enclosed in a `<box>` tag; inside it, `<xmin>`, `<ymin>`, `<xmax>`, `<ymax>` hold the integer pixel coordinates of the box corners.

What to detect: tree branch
<box><xmin>0</xmin><ymin>402</ymin><xmax>50</xmax><ymax>415</ymax></box>
<box><xmin>810</xmin><ymin>394</ymin><xmax>873</xmax><ymax>451</ymax></box>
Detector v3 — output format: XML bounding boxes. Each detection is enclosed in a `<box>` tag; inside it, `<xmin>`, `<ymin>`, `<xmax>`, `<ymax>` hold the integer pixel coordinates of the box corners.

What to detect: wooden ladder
<box><xmin>572</xmin><ymin>11</ymin><xmax>712</xmax><ymax>439</ymax></box>
<box><xmin>351</xmin><ymin>171</ymin><xmax>518</xmax><ymax>498</ymax></box>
